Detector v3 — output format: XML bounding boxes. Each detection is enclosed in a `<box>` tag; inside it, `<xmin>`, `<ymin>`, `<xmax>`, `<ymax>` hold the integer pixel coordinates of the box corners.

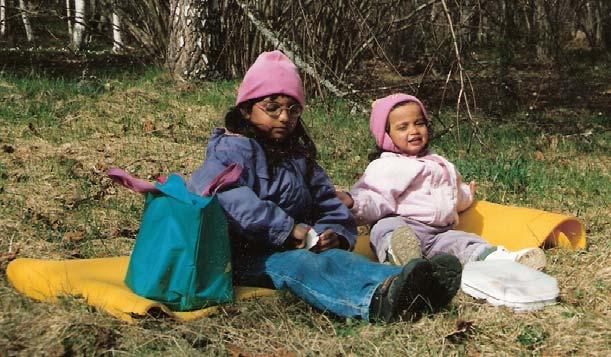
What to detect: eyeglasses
<box><xmin>256</xmin><ymin>101</ymin><xmax>303</xmax><ymax>119</ymax></box>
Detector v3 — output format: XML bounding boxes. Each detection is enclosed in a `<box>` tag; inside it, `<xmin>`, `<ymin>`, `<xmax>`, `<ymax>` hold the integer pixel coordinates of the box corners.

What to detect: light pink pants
<box><xmin>370</xmin><ymin>216</ymin><xmax>493</xmax><ymax>265</ymax></box>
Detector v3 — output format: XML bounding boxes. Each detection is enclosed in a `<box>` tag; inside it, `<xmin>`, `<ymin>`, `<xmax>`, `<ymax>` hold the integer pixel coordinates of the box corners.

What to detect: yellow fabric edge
<box><xmin>6</xmin><ymin>257</ymin><xmax>277</xmax><ymax>323</ymax></box>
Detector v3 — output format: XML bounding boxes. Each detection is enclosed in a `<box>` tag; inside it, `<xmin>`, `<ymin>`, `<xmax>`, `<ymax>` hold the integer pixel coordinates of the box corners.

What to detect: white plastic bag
<box><xmin>461</xmin><ymin>260</ymin><xmax>559</xmax><ymax>311</ymax></box>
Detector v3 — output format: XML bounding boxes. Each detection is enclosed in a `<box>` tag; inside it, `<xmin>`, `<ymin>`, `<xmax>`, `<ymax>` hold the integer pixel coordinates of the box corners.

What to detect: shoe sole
<box><xmin>516</xmin><ymin>248</ymin><xmax>546</xmax><ymax>271</ymax></box>
<box><xmin>428</xmin><ymin>254</ymin><xmax>462</xmax><ymax>311</ymax></box>
<box><xmin>388</xmin><ymin>258</ymin><xmax>433</xmax><ymax>322</ymax></box>
<box><xmin>388</xmin><ymin>226</ymin><xmax>422</xmax><ymax>266</ymax></box>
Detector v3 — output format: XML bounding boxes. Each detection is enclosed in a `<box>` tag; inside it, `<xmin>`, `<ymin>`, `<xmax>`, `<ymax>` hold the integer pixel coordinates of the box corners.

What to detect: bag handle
<box><xmin>107</xmin><ymin>168</ymin><xmax>161</xmax><ymax>194</ymax></box>
<box><xmin>201</xmin><ymin>163</ymin><xmax>243</xmax><ymax>196</ymax></box>
<box><xmin>108</xmin><ymin>163</ymin><xmax>242</xmax><ymax>197</ymax></box>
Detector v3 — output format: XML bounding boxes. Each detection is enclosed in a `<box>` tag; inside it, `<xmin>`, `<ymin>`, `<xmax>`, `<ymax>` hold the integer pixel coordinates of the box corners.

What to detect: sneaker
<box><xmin>484</xmin><ymin>246</ymin><xmax>546</xmax><ymax>271</ymax></box>
<box><xmin>387</xmin><ymin>226</ymin><xmax>422</xmax><ymax>266</ymax></box>
<box><xmin>428</xmin><ymin>254</ymin><xmax>462</xmax><ymax>311</ymax></box>
<box><xmin>369</xmin><ymin>258</ymin><xmax>433</xmax><ymax>323</ymax></box>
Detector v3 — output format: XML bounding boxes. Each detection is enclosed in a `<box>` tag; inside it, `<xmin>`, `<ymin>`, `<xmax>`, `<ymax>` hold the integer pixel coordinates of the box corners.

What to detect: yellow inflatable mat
<box><xmin>454</xmin><ymin>200</ymin><xmax>585</xmax><ymax>251</ymax></box>
<box><xmin>6</xmin><ymin>200</ymin><xmax>584</xmax><ymax>323</ymax></box>
<box><xmin>6</xmin><ymin>256</ymin><xmax>277</xmax><ymax>323</ymax></box>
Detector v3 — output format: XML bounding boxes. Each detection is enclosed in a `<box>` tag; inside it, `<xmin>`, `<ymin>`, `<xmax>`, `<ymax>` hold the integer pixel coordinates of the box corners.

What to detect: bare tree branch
<box><xmin>234</xmin><ymin>0</ymin><xmax>364</xmax><ymax>111</ymax></box>
<box><xmin>440</xmin><ymin>0</ymin><xmax>485</xmax><ymax>148</ymax></box>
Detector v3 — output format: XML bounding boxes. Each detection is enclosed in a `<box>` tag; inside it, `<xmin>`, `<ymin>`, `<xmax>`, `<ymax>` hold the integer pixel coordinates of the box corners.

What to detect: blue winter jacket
<box><xmin>187</xmin><ymin>128</ymin><xmax>357</xmax><ymax>252</ymax></box>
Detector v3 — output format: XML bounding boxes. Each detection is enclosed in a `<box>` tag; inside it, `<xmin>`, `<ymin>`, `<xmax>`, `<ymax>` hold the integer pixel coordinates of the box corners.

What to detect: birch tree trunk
<box><xmin>86</xmin><ymin>0</ymin><xmax>96</xmax><ymax>44</ymax></box>
<box><xmin>111</xmin><ymin>12</ymin><xmax>123</xmax><ymax>53</ymax></box>
<box><xmin>584</xmin><ymin>1</ymin><xmax>597</xmax><ymax>48</ymax></box>
<box><xmin>535</xmin><ymin>0</ymin><xmax>550</xmax><ymax>61</ymax></box>
<box><xmin>1</xmin><ymin>0</ymin><xmax>6</xmax><ymax>38</ymax></box>
<box><xmin>66</xmin><ymin>0</ymin><xmax>72</xmax><ymax>36</ymax></box>
<box><xmin>19</xmin><ymin>0</ymin><xmax>34</xmax><ymax>42</ymax></box>
<box><xmin>166</xmin><ymin>0</ymin><xmax>221</xmax><ymax>81</ymax></box>
<box><xmin>594</xmin><ymin>1</ymin><xmax>603</xmax><ymax>47</ymax></box>
<box><xmin>586</xmin><ymin>0</ymin><xmax>604</xmax><ymax>49</ymax></box>
<box><xmin>72</xmin><ymin>0</ymin><xmax>86</xmax><ymax>50</ymax></box>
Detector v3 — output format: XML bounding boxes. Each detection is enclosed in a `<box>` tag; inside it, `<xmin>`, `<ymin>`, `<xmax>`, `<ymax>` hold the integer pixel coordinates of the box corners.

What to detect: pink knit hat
<box><xmin>370</xmin><ymin>93</ymin><xmax>429</xmax><ymax>153</ymax></box>
<box><xmin>236</xmin><ymin>50</ymin><xmax>305</xmax><ymax>108</ymax></box>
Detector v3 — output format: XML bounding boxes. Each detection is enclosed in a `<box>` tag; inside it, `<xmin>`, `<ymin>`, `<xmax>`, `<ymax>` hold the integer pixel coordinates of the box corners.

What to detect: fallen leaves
<box><xmin>63</xmin><ymin>231</ymin><xmax>85</xmax><ymax>243</ymax></box>
<box><xmin>445</xmin><ymin>320</ymin><xmax>475</xmax><ymax>344</ymax></box>
<box><xmin>0</xmin><ymin>245</ymin><xmax>20</xmax><ymax>264</ymax></box>
<box><xmin>28</xmin><ymin>122</ymin><xmax>40</xmax><ymax>136</ymax></box>
<box><xmin>142</xmin><ymin>120</ymin><xmax>156</xmax><ymax>134</ymax></box>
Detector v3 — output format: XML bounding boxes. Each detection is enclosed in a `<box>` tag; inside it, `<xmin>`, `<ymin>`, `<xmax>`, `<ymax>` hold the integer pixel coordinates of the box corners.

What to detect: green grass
<box><xmin>443</xmin><ymin>124</ymin><xmax>609</xmax><ymax>207</ymax></box>
<box><xmin>0</xmin><ymin>69</ymin><xmax>609</xmax><ymax>355</ymax></box>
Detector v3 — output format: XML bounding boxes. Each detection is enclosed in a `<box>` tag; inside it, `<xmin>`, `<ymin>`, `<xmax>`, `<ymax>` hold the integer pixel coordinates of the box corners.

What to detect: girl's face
<box><xmin>243</xmin><ymin>95</ymin><xmax>302</xmax><ymax>141</ymax></box>
<box><xmin>387</xmin><ymin>102</ymin><xmax>429</xmax><ymax>156</ymax></box>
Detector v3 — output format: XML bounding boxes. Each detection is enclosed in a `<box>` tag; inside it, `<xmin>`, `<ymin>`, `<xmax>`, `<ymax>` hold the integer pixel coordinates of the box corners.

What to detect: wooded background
<box><xmin>1</xmin><ymin>0</ymin><xmax>610</xmax><ymax>115</ymax></box>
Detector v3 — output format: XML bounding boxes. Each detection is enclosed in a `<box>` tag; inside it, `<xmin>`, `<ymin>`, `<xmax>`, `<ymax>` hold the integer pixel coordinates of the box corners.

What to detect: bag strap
<box><xmin>108</xmin><ymin>164</ymin><xmax>242</xmax><ymax>197</ymax></box>
<box><xmin>107</xmin><ymin>168</ymin><xmax>161</xmax><ymax>194</ymax></box>
<box><xmin>201</xmin><ymin>163</ymin><xmax>243</xmax><ymax>196</ymax></box>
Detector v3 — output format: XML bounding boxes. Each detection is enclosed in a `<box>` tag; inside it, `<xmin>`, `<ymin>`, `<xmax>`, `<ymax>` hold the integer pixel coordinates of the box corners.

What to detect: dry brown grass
<box><xmin>0</xmin><ymin>70</ymin><xmax>609</xmax><ymax>355</ymax></box>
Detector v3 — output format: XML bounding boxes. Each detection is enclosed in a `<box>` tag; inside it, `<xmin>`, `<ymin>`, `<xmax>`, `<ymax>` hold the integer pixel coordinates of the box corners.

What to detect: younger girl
<box><xmin>187</xmin><ymin>52</ymin><xmax>462</xmax><ymax>323</ymax></box>
<box><xmin>337</xmin><ymin>93</ymin><xmax>546</xmax><ymax>270</ymax></box>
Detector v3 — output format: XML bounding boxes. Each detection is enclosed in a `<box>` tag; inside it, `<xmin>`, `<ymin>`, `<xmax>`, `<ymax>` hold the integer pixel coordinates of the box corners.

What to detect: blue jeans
<box><xmin>233</xmin><ymin>248</ymin><xmax>402</xmax><ymax>320</ymax></box>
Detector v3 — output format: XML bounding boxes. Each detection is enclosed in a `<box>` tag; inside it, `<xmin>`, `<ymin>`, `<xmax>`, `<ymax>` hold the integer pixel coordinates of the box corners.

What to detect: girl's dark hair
<box><xmin>225</xmin><ymin>97</ymin><xmax>318</xmax><ymax>178</ymax></box>
<box><xmin>367</xmin><ymin>101</ymin><xmax>433</xmax><ymax>161</ymax></box>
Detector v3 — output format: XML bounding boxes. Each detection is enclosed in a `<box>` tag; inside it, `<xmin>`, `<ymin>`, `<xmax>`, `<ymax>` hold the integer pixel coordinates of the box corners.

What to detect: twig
<box><xmin>234</xmin><ymin>0</ymin><xmax>364</xmax><ymax>112</ymax></box>
<box><xmin>297</xmin><ymin>0</ymin><xmax>324</xmax><ymax>99</ymax></box>
<box><xmin>343</xmin><ymin>0</ymin><xmax>437</xmax><ymax>75</ymax></box>
<box><xmin>437</xmin><ymin>60</ymin><xmax>455</xmax><ymax>131</ymax></box>
<box><xmin>347</xmin><ymin>1</ymin><xmax>410</xmax><ymax>91</ymax></box>
<box><xmin>440</xmin><ymin>0</ymin><xmax>485</xmax><ymax>149</ymax></box>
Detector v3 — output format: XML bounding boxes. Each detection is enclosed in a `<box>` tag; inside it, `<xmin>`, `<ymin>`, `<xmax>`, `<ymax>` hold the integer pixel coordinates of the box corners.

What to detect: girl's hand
<box><xmin>469</xmin><ymin>181</ymin><xmax>477</xmax><ymax>197</ymax></box>
<box><xmin>285</xmin><ymin>224</ymin><xmax>308</xmax><ymax>249</ymax></box>
<box><xmin>311</xmin><ymin>229</ymin><xmax>341</xmax><ymax>253</ymax></box>
<box><xmin>336</xmin><ymin>191</ymin><xmax>354</xmax><ymax>209</ymax></box>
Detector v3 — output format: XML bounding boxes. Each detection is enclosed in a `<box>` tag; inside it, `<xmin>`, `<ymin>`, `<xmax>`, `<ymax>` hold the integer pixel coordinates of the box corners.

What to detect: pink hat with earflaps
<box><xmin>236</xmin><ymin>50</ymin><xmax>305</xmax><ymax>108</ymax></box>
<box><xmin>369</xmin><ymin>93</ymin><xmax>429</xmax><ymax>153</ymax></box>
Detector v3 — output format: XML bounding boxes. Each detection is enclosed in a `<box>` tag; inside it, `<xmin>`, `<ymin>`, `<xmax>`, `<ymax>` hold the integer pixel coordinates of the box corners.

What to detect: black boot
<box><xmin>428</xmin><ymin>253</ymin><xmax>462</xmax><ymax>311</ymax></box>
<box><xmin>369</xmin><ymin>258</ymin><xmax>433</xmax><ymax>323</ymax></box>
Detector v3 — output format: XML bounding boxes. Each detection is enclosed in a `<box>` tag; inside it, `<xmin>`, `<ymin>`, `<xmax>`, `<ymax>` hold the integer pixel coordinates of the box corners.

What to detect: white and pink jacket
<box><xmin>349</xmin><ymin>152</ymin><xmax>473</xmax><ymax>227</ymax></box>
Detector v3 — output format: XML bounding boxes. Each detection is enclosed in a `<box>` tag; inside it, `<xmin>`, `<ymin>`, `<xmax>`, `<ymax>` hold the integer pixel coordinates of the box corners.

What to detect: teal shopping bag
<box><xmin>123</xmin><ymin>173</ymin><xmax>233</xmax><ymax>311</ymax></box>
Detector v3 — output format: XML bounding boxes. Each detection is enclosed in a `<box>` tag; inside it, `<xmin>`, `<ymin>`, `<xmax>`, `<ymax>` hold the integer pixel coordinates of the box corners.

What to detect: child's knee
<box><xmin>266</xmin><ymin>249</ymin><xmax>317</xmax><ymax>276</ymax></box>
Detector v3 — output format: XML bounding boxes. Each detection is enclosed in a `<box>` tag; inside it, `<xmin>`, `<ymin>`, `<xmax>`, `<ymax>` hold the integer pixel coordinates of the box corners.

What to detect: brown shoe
<box><xmin>387</xmin><ymin>226</ymin><xmax>422</xmax><ymax>266</ymax></box>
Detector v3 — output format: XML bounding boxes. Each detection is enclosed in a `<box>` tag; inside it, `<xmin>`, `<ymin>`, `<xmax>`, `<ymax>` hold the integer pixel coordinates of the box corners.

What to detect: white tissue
<box><xmin>305</xmin><ymin>228</ymin><xmax>319</xmax><ymax>250</ymax></box>
<box><xmin>297</xmin><ymin>223</ymin><xmax>320</xmax><ymax>250</ymax></box>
